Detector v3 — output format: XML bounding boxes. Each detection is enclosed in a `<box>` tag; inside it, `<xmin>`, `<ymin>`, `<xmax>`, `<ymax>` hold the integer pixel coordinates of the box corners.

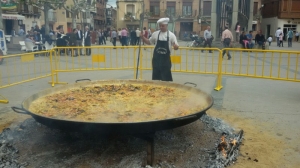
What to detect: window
<box><xmin>150</xmin><ymin>1</ymin><xmax>160</xmax><ymax>16</ymax></box>
<box><xmin>167</xmin><ymin>2</ymin><xmax>176</xmax><ymax>16</ymax></box>
<box><xmin>23</xmin><ymin>3</ymin><xmax>29</xmax><ymax>12</ymax></box>
<box><xmin>126</xmin><ymin>4</ymin><xmax>135</xmax><ymax>16</ymax></box>
<box><xmin>148</xmin><ymin>22</ymin><xmax>157</xmax><ymax>30</ymax></box>
<box><xmin>203</xmin><ymin>1</ymin><xmax>212</xmax><ymax>16</ymax></box>
<box><xmin>182</xmin><ymin>2</ymin><xmax>192</xmax><ymax>16</ymax></box>
<box><xmin>253</xmin><ymin>2</ymin><xmax>258</xmax><ymax>15</ymax></box>
<box><xmin>66</xmin><ymin>10</ymin><xmax>70</xmax><ymax>18</ymax></box>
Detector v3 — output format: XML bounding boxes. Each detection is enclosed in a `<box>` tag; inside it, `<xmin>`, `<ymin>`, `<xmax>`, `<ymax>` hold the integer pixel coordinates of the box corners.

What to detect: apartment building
<box><xmin>106</xmin><ymin>7</ymin><xmax>117</xmax><ymax>30</ymax></box>
<box><xmin>144</xmin><ymin>0</ymin><xmax>201</xmax><ymax>39</ymax></box>
<box><xmin>94</xmin><ymin>0</ymin><xmax>106</xmax><ymax>29</ymax></box>
<box><xmin>252</xmin><ymin>0</ymin><xmax>262</xmax><ymax>34</ymax></box>
<box><xmin>261</xmin><ymin>0</ymin><xmax>300</xmax><ymax>39</ymax></box>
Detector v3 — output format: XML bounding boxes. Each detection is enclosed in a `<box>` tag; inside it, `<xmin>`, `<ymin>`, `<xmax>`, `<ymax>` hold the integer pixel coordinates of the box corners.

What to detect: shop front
<box><xmin>2</xmin><ymin>14</ymin><xmax>25</xmax><ymax>35</ymax></box>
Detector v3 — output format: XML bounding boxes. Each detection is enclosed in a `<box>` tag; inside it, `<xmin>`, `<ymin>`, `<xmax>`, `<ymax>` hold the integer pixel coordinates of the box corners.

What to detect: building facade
<box><xmin>252</xmin><ymin>0</ymin><xmax>262</xmax><ymax>34</ymax></box>
<box><xmin>94</xmin><ymin>0</ymin><xmax>106</xmax><ymax>29</ymax></box>
<box><xmin>116</xmin><ymin>0</ymin><xmax>143</xmax><ymax>30</ymax></box>
<box><xmin>1</xmin><ymin>1</ymin><xmax>27</xmax><ymax>35</ymax></box>
<box><xmin>114</xmin><ymin>0</ymin><xmax>256</xmax><ymax>40</ymax></box>
<box><xmin>143</xmin><ymin>0</ymin><xmax>201</xmax><ymax>39</ymax></box>
<box><xmin>106</xmin><ymin>7</ymin><xmax>117</xmax><ymax>30</ymax></box>
<box><xmin>261</xmin><ymin>0</ymin><xmax>300</xmax><ymax>39</ymax></box>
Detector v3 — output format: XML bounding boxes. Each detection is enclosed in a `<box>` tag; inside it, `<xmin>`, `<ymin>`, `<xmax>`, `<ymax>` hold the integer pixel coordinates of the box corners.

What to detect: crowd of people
<box><xmin>17</xmin><ymin>22</ymin><xmax>300</xmax><ymax>58</ymax></box>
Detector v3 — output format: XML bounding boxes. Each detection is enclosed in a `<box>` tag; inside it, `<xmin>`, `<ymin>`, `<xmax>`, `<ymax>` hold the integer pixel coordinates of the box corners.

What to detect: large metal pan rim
<box><xmin>21</xmin><ymin>79</ymin><xmax>213</xmax><ymax>124</ymax></box>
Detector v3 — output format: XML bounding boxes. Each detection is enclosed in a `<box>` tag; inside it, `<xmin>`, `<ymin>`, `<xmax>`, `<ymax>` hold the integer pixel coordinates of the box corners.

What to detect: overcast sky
<box><xmin>107</xmin><ymin>0</ymin><xmax>117</xmax><ymax>7</ymax></box>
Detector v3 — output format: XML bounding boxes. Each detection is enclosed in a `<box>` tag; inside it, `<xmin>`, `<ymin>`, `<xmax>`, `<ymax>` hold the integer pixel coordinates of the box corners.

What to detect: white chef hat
<box><xmin>157</xmin><ymin>18</ymin><xmax>170</xmax><ymax>24</ymax></box>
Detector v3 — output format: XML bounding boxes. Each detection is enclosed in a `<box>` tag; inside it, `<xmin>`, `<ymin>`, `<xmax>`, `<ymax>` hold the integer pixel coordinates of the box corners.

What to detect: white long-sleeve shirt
<box><xmin>275</xmin><ymin>29</ymin><xmax>283</xmax><ymax>37</ymax></box>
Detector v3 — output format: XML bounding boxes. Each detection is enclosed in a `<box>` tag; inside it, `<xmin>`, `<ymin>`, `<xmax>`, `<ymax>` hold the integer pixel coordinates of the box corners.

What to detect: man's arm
<box><xmin>171</xmin><ymin>35</ymin><xmax>179</xmax><ymax>50</ymax></box>
<box><xmin>142</xmin><ymin>35</ymin><xmax>151</xmax><ymax>45</ymax></box>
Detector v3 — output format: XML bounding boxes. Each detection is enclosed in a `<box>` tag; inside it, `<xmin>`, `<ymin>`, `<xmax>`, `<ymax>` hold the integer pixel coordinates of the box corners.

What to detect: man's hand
<box><xmin>173</xmin><ymin>44</ymin><xmax>179</xmax><ymax>50</ymax></box>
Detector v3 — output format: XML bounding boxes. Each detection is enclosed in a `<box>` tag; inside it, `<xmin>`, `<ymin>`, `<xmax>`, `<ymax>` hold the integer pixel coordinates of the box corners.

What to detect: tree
<box><xmin>62</xmin><ymin>0</ymin><xmax>96</xmax><ymax>29</ymax></box>
<box><xmin>27</xmin><ymin>0</ymin><xmax>66</xmax><ymax>34</ymax></box>
<box><xmin>165</xmin><ymin>10</ymin><xmax>182</xmax><ymax>34</ymax></box>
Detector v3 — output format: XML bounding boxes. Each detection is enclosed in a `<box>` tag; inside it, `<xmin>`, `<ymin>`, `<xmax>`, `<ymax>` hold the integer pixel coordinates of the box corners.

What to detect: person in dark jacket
<box><xmin>130</xmin><ymin>29</ymin><xmax>137</xmax><ymax>45</ymax></box>
<box><xmin>255</xmin><ymin>30</ymin><xmax>266</xmax><ymax>48</ymax></box>
<box><xmin>84</xmin><ymin>26</ymin><xmax>91</xmax><ymax>56</ymax></box>
<box><xmin>69</xmin><ymin>29</ymin><xmax>78</xmax><ymax>57</ymax></box>
<box><xmin>40</xmin><ymin>25</ymin><xmax>45</xmax><ymax>39</ymax></box>
<box><xmin>43</xmin><ymin>34</ymin><xmax>53</xmax><ymax>45</ymax></box>
<box><xmin>239</xmin><ymin>31</ymin><xmax>249</xmax><ymax>49</ymax></box>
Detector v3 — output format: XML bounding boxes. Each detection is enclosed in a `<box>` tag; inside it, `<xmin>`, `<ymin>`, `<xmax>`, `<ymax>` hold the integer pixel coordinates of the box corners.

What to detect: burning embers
<box><xmin>209</xmin><ymin>130</ymin><xmax>244</xmax><ymax>167</ymax></box>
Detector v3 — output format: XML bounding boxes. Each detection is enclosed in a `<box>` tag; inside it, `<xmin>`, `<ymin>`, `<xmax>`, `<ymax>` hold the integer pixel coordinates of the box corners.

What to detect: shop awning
<box><xmin>2</xmin><ymin>14</ymin><xmax>25</xmax><ymax>20</ymax></box>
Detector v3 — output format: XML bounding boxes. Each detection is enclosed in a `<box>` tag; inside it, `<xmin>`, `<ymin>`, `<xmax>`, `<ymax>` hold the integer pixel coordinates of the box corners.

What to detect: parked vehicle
<box><xmin>186</xmin><ymin>34</ymin><xmax>205</xmax><ymax>48</ymax></box>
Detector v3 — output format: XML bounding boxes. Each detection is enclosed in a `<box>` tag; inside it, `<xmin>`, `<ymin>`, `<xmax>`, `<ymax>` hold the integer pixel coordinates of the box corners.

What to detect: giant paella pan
<box><xmin>12</xmin><ymin>79</ymin><xmax>213</xmax><ymax>134</ymax></box>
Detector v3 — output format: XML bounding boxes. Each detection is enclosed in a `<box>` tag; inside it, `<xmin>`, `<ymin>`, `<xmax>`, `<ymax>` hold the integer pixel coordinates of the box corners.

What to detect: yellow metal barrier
<box><xmin>218</xmin><ymin>48</ymin><xmax>300</xmax><ymax>88</ymax></box>
<box><xmin>1</xmin><ymin>45</ymin><xmax>300</xmax><ymax>104</ymax></box>
<box><xmin>50</xmin><ymin>46</ymin><xmax>140</xmax><ymax>86</ymax></box>
<box><xmin>0</xmin><ymin>50</ymin><xmax>53</xmax><ymax>90</ymax></box>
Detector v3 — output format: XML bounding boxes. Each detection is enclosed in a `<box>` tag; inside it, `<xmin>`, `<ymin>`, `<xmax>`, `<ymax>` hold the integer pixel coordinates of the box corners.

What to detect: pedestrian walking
<box><xmin>202</xmin><ymin>26</ymin><xmax>212</xmax><ymax>53</ymax></box>
<box><xmin>110</xmin><ymin>29</ymin><xmax>117</xmax><ymax>49</ymax></box>
<box><xmin>98</xmin><ymin>29</ymin><xmax>106</xmax><ymax>45</ymax></box>
<box><xmin>287</xmin><ymin>29</ymin><xmax>293</xmax><ymax>47</ymax></box>
<box><xmin>121</xmin><ymin>28</ymin><xmax>128</xmax><ymax>46</ymax></box>
<box><xmin>296</xmin><ymin>31</ymin><xmax>299</xmax><ymax>42</ymax></box>
<box><xmin>135</xmin><ymin>28</ymin><xmax>141</xmax><ymax>45</ymax></box>
<box><xmin>275</xmin><ymin>27</ymin><xmax>283</xmax><ymax>47</ymax></box>
<box><xmin>141</xmin><ymin>17</ymin><xmax>179</xmax><ymax>81</ymax></box>
<box><xmin>221</xmin><ymin>26</ymin><xmax>233</xmax><ymax>60</ymax></box>
<box><xmin>267</xmin><ymin>35</ymin><xmax>273</xmax><ymax>46</ymax></box>
<box><xmin>118</xmin><ymin>28</ymin><xmax>122</xmax><ymax>44</ymax></box>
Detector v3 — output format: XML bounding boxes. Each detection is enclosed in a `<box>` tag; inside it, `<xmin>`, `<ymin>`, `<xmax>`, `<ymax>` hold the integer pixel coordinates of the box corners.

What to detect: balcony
<box><xmin>19</xmin><ymin>9</ymin><xmax>41</xmax><ymax>18</ymax></box>
<box><xmin>145</xmin><ymin>9</ymin><xmax>161</xmax><ymax>19</ymax></box>
<box><xmin>124</xmin><ymin>12</ymin><xmax>137</xmax><ymax>21</ymax></box>
<box><xmin>145</xmin><ymin>9</ymin><xmax>197</xmax><ymax>20</ymax></box>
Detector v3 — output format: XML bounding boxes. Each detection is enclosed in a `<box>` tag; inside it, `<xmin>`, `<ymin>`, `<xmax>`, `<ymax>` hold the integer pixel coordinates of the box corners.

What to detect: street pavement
<box><xmin>0</xmin><ymin>39</ymin><xmax>300</xmax><ymax>166</ymax></box>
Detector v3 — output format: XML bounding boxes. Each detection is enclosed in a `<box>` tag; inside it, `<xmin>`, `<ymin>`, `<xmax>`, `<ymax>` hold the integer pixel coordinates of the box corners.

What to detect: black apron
<box><xmin>152</xmin><ymin>31</ymin><xmax>173</xmax><ymax>81</ymax></box>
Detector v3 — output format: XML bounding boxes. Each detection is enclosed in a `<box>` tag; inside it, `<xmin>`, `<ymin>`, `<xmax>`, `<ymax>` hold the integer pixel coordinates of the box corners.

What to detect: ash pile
<box><xmin>0</xmin><ymin>128</ymin><xmax>27</xmax><ymax>168</ymax></box>
<box><xmin>0</xmin><ymin>114</ymin><xmax>244</xmax><ymax>168</ymax></box>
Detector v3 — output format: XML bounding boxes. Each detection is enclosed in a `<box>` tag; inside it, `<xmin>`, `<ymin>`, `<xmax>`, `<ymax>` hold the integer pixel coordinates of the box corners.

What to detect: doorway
<box><xmin>180</xmin><ymin>22</ymin><xmax>193</xmax><ymax>40</ymax></box>
<box><xmin>266</xmin><ymin>25</ymin><xmax>271</xmax><ymax>38</ymax></box>
<box><xmin>5</xmin><ymin>20</ymin><xmax>13</xmax><ymax>35</ymax></box>
<box><xmin>283</xmin><ymin>28</ymin><xmax>288</xmax><ymax>41</ymax></box>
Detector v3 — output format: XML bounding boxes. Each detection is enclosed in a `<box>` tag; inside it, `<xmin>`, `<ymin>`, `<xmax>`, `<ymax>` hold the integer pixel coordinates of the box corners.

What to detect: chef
<box><xmin>141</xmin><ymin>17</ymin><xmax>179</xmax><ymax>81</ymax></box>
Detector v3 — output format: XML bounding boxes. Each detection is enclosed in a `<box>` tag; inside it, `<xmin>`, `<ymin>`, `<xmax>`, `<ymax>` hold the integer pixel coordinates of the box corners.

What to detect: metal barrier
<box><xmin>0</xmin><ymin>50</ymin><xmax>53</xmax><ymax>103</ymax></box>
<box><xmin>1</xmin><ymin>46</ymin><xmax>299</xmax><ymax>104</ymax></box>
<box><xmin>215</xmin><ymin>48</ymin><xmax>300</xmax><ymax>90</ymax></box>
<box><xmin>50</xmin><ymin>46</ymin><xmax>140</xmax><ymax>86</ymax></box>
